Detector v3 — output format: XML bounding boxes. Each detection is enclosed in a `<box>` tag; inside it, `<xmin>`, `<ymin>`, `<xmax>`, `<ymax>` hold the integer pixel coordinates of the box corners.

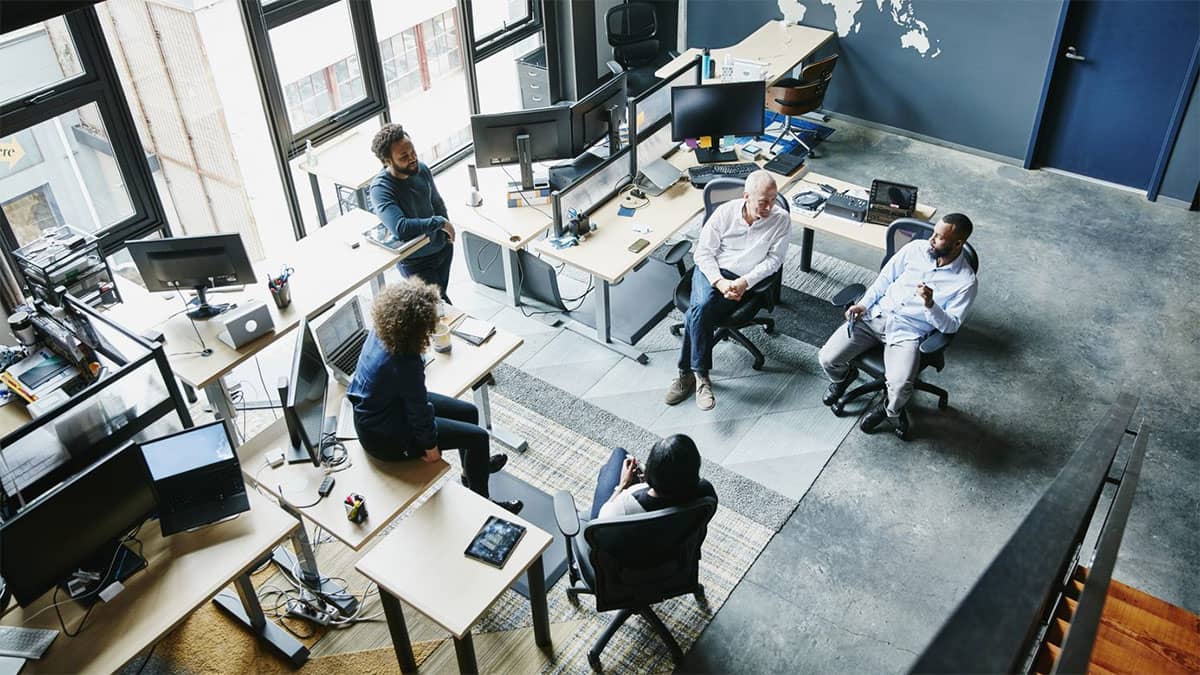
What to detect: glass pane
<box><xmin>269</xmin><ymin>1</ymin><xmax>365</xmax><ymax>133</ymax></box>
<box><xmin>476</xmin><ymin>33</ymin><xmax>543</xmax><ymax>114</ymax></box>
<box><xmin>471</xmin><ymin>0</ymin><xmax>530</xmax><ymax>42</ymax></box>
<box><xmin>0</xmin><ymin>103</ymin><xmax>135</xmax><ymax>247</ymax></box>
<box><xmin>290</xmin><ymin>119</ymin><xmax>381</xmax><ymax>233</ymax></box>
<box><xmin>373</xmin><ymin>2</ymin><xmax>470</xmax><ymax>164</ymax></box>
<box><xmin>0</xmin><ymin>17</ymin><xmax>85</xmax><ymax>106</ymax></box>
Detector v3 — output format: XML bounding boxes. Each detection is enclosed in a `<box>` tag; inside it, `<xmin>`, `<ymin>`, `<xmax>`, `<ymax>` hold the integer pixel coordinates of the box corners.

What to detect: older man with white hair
<box><xmin>666</xmin><ymin>170</ymin><xmax>791</xmax><ymax>410</ymax></box>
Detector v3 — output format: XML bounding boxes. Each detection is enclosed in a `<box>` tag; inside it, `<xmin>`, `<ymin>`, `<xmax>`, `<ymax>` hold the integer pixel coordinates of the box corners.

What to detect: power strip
<box><xmin>287</xmin><ymin>599</ymin><xmax>333</xmax><ymax>626</ymax></box>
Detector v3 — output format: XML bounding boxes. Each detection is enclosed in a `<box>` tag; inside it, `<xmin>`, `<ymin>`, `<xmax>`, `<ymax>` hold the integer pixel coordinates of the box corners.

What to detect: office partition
<box><xmin>628</xmin><ymin>55</ymin><xmax>703</xmax><ymax>176</ymax></box>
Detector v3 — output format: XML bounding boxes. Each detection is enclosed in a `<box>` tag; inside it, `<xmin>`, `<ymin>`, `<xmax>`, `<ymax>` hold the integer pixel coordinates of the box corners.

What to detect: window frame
<box><xmin>464</xmin><ymin>0</ymin><xmax>541</xmax><ymax>58</ymax></box>
<box><xmin>0</xmin><ymin>8</ymin><xmax>167</xmax><ymax>266</ymax></box>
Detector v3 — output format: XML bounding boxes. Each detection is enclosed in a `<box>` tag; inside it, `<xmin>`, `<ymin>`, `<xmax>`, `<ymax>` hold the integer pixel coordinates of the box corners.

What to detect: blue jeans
<box><xmin>591</xmin><ymin>447</ymin><xmax>629</xmax><ymax>519</ymax></box>
<box><xmin>678</xmin><ymin>266</ymin><xmax>742</xmax><ymax>374</ymax></box>
<box><xmin>398</xmin><ymin>242</ymin><xmax>453</xmax><ymax>303</ymax></box>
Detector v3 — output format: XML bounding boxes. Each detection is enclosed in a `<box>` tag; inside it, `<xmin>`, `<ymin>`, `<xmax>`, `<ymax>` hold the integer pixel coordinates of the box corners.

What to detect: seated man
<box><xmin>665</xmin><ymin>170</ymin><xmax>791</xmax><ymax>411</ymax></box>
<box><xmin>349</xmin><ymin>279</ymin><xmax>522</xmax><ymax>514</ymax></box>
<box><xmin>368</xmin><ymin>124</ymin><xmax>455</xmax><ymax>302</ymax></box>
<box><xmin>818</xmin><ymin>214</ymin><xmax>977</xmax><ymax>437</ymax></box>
<box><xmin>590</xmin><ymin>434</ymin><xmax>715</xmax><ymax>520</ymax></box>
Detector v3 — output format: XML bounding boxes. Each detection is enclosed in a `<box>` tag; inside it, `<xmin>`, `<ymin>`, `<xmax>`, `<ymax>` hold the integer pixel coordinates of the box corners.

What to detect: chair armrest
<box><xmin>553</xmin><ymin>490</ymin><xmax>581</xmax><ymax>537</ymax></box>
<box><xmin>919</xmin><ymin>331</ymin><xmax>952</xmax><ymax>354</ymax></box>
<box><xmin>831</xmin><ymin>283</ymin><xmax>867</xmax><ymax>307</ymax></box>
<box><xmin>748</xmin><ymin>276</ymin><xmax>776</xmax><ymax>295</ymax></box>
<box><xmin>606</xmin><ymin>60</ymin><xmax>623</xmax><ymax>76</ymax></box>
<box><xmin>661</xmin><ymin>240</ymin><xmax>692</xmax><ymax>267</ymax></box>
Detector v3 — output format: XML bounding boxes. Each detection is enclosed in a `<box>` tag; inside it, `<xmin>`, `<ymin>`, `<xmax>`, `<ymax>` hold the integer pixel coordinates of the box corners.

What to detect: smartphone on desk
<box><xmin>628</xmin><ymin>238</ymin><xmax>650</xmax><ymax>253</ymax></box>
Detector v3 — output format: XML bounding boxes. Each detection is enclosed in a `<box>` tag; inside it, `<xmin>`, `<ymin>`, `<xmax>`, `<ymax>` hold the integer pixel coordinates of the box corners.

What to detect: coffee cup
<box><xmin>432</xmin><ymin>324</ymin><xmax>452</xmax><ymax>353</ymax></box>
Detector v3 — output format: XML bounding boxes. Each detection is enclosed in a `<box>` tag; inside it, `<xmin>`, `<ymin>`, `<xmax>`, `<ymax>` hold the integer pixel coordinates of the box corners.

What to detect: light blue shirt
<box><xmin>860</xmin><ymin>240</ymin><xmax>977</xmax><ymax>344</ymax></box>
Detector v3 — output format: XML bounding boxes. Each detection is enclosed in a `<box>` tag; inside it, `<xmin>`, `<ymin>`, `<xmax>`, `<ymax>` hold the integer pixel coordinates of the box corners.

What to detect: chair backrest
<box><xmin>606</xmin><ymin>2</ymin><xmax>659</xmax><ymax>66</ymax></box>
<box><xmin>882</xmin><ymin>217</ymin><xmax>980</xmax><ymax>273</ymax></box>
<box><xmin>702</xmin><ymin>177</ymin><xmax>790</xmax><ymax>225</ymax></box>
<box><xmin>764</xmin><ymin>55</ymin><xmax>839</xmax><ymax>116</ymax></box>
<box><xmin>583</xmin><ymin>490</ymin><xmax>718</xmax><ymax>612</ymax></box>
<box><xmin>799</xmin><ymin>54</ymin><xmax>839</xmax><ymax>84</ymax></box>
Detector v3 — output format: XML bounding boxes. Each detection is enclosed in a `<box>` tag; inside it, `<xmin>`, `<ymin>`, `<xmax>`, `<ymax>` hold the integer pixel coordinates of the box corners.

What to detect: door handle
<box><xmin>1065</xmin><ymin>46</ymin><xmax>1086</xmax><ymax>62</ymax></box>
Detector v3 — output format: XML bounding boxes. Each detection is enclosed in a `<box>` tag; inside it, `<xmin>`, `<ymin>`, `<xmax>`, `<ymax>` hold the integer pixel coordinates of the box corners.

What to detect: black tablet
<box><xmin>464</xmin><ymin>516</ymin><xmax>526</xmax><ymax>568</ymax></box>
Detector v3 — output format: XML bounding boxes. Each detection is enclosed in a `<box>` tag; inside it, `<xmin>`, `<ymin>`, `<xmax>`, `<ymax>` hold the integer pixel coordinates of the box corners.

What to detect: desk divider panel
<box><xmin>629</xmin><ymin>55</ymin><xmax>702</xmax><ymax>178</ymax></box>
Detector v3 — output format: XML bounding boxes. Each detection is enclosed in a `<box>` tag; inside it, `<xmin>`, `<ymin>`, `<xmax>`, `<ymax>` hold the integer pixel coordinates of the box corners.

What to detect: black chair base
<box><xmin>830</xmin><ymin>373</ymin><xmax>949</xmax><ymax>442</ymax></box>
<box><xmin>587</xmin><ymin>606</ymin><xmax>684</xmax><ymax>672</ymax></box>
<box><xmin>669</xmin><ymin>318</ymin><xmax>775</xmax><ymax>371</ymax></box>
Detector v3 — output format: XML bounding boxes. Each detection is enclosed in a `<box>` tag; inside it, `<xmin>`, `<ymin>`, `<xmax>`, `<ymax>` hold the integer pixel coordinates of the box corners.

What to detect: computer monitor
<box><xmin>470</xmin><ymin>105</ymin><xmax>573</xmax><ymax>190</ymax></box>
<box><xmin>126</xmin><ymin>233</ymin><xmax>257</xmax><ymax>320</ymax></box>
<box><xmin>0</xmin><ymin>443</ymin><xmax>157</xmax><ymax>607</ymax></box>
<box><xmin>549</xmin><ymin>74</ymin><xmax>629</xmax><ymax>190</ymax></box>
<box><xmin>671</xmin><ymin>81</ymin><xmax>766</xmax><ymax>163</ymax></box>
<box><xmin>282</xmin><ymin>319</ymin><xmax>328</xmax><ymax>465</ymax></box>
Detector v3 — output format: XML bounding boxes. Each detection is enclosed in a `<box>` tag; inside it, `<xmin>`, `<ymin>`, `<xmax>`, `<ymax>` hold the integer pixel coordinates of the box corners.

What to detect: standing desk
<box><xmin>1</xmin><ymin>489</ymin><xmax>308</xmax><ymax>671</ymax></box>
<box><xmin>106</xmin><ymin>208</ymin><xmax>427</xmax><ymax>448</ymax></box>
<box><xmin>296</xmin><ymin>126</ymin><xmax>378</xmax><ymax>226</ymax></box>
<box><xmin>657</xmin><ymin>21</ymin><xmax>835</xmax><ymax>84</ymax></box>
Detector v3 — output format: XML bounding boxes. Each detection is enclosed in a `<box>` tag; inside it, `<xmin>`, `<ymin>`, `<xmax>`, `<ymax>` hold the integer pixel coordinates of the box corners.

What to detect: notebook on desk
<box><xmin>451</xmin><ymin>318</ymin><xmax>495</xmax><ymax>346</ymax></box>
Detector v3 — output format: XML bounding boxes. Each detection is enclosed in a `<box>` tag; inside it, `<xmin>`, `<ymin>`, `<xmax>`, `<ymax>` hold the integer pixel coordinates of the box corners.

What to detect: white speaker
<box><xmin>466</xmin><ymin>163</ymin><xmax>483</xmax><ymax>207</ymax></box>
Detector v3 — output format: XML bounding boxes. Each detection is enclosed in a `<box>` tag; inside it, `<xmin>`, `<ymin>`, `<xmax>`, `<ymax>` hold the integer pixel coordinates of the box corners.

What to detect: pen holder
<box><xmin>269</xmin><ymin>279</ymin><xmax>291</xmax><ymax>309</ymax></box>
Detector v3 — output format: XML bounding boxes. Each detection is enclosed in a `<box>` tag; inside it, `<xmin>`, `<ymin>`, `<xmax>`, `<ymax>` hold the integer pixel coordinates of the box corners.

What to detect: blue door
<box><xmin>1038</xmin><ymin>0</ymin><xmax>1200</xmax><ymax>189</ymax></box>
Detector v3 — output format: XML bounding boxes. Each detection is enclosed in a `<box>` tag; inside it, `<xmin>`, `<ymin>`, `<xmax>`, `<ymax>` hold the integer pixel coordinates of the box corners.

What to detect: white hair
<box><xmin>744</xmin><ymin>169</ymin><xmax>777</xmax><ymax>197</ymax></box>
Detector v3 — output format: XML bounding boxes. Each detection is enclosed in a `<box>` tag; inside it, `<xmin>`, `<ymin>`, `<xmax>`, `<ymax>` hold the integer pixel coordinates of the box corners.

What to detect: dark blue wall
<box><xmin>1160</xmin><ymin>76</ymin><xmax>1199</xmax><ymax>204</ymax></box>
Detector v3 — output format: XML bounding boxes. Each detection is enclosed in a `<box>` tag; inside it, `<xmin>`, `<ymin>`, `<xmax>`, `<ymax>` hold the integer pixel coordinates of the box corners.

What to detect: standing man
<box><xmin>665</xmin><ymin>170</ymin><xmax>791</xmax><ymax>411</ymax></box>
<box><xmin>369</xmin><ymin>124</ymin><xmax>455</xmax><ymax>302</ymax></box>
<box><xmin>818</xmin><ymin>214</ymin><xmax>977</xmax><ymax>438</ymax></box>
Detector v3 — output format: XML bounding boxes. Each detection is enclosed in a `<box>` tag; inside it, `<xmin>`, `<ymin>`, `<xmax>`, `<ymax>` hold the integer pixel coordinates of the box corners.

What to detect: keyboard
<box><xmin>0</xmin><ymin>626</ymin><xmax>58</xmax><ymax>659</ymax></box>
<box><xmin>687</xmin><ymin>162</ymin><xmax>760</xmax><ymax>187</ymax></box>
<box><xmin>331</xmin><ymin>331</ymin><xmax>369</xmax><ymax>375</ymax></box>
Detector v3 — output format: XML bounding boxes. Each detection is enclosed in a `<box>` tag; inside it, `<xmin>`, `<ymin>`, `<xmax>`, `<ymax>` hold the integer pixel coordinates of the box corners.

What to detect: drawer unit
<box><xmin>517</xmin><ymin>46</ymin><xmax>550</xmax><ymax>109</ymax></box>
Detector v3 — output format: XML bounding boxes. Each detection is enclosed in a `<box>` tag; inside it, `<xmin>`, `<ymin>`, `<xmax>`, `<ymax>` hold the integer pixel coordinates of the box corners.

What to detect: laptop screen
<box><xmin>316</xmin><ymin>297</ymin><xmax>365</xmax><ymax>356</ymax></box>
<box><xmin>140</xmin><ymin>421</ymin><xmax>234</xmax><ymax>479</ymax></box>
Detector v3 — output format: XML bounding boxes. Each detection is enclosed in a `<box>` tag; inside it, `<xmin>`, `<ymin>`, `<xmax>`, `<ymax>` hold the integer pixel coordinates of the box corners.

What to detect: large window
<box><xmin>422</xmin><ymin>10</ymin><xmax>462</xmax><ymax>78</ymax></box>
<box><xmin>283</xmin><ymin>71</ymin><xmax>334</xmax><ymax>131</ymax></box>
<box><xmin>469</xmin><ymin>0</ymin><xmax>536</xmax><ymax>53</ymax></box>
<box><xmin>380</xmin><ymin>27</ymin><xmax>421</xmax><ymax>101</ymax></box>
<box><xmin>0</xmin><ymin>17</ymin><xmax>84</xmax><ymax>106</ymax></box>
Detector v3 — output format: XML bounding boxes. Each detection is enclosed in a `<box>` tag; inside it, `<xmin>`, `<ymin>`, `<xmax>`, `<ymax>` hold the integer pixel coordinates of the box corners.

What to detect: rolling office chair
<box><xmin>553</xmin><ymin>484</ymin><xmax>718</xmax><ymax>671</ymax></box>
<box><xmin>605</xmin><ymin>1</ymin><xmax>675</xmax><ymax>96</ymax></box>
<box><xmin>666</xmin><ymin>178</ymin><xmax>788</xmax><ymax>371</ymax></box>
<box><xmin>764</xmin><ymin>54</ymin><xmax>839</xmax><ymax>158</ymax></box>
<box><xmin>827</xmin><ymin>218</ymin><xmax>979</xmax><ymax>440</ymax></box>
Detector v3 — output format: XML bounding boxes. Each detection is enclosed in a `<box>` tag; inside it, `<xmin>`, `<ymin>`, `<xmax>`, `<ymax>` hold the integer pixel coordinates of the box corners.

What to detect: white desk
<box><xmin>657</xmin><ymin>21</ymin><xmax>835</xmax><ymax>85</ymax></box>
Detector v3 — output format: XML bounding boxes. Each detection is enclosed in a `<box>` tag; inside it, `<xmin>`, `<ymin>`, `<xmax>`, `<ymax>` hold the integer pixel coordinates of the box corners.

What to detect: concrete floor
<box><xmin>679</xmin><ymin>122</ymin><xmax>1200</xmax><ymax>672</ymax></box>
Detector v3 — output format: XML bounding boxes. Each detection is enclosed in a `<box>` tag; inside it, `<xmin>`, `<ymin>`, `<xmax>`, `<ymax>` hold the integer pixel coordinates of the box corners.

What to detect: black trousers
<box><xmin>397</xmin><ymin>242</ymin><xmax>453</xmax><ymax>303</ymax></box>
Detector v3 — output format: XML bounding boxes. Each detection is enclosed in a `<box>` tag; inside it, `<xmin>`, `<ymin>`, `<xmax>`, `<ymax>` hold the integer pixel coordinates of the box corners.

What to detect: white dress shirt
<box><xmin>694</xmin><ymin>199</ymin><xmax>791</xmax><ymax>289</ymax></box>
<box><xmin>860</xmin><ymin>240</ymin><xmax>978</xmax><ymax>344</ymax></box>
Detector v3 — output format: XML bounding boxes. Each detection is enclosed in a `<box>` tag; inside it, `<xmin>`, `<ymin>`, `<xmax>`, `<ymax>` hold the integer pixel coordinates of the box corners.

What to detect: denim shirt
<box><xmin>347</xmin><ymin>331</ymin><xmax>435</xmax><ymax>452</ymax></box>
<box><xmin>860</xmin><ymin>240</ymin><xmax>978</xmax><ymax>344</ymax></box>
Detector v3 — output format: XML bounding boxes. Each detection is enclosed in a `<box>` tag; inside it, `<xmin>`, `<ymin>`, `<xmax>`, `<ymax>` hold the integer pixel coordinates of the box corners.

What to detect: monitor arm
<box><xmin>606</xmin><ymin>104</ymin><xmax>622</xmax><ymax>155</ymax></box>
<box><xmin>516</xmin><ymin>132</ymin><xmax>535</xmax><ymax>191</ymax></box>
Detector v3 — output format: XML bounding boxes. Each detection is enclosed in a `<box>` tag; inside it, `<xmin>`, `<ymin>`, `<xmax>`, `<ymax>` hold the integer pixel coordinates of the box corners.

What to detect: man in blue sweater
<box><xmin>368</xmin><ymin>124</ymin><xmax>455</xmax><ymax>302</ymax></box>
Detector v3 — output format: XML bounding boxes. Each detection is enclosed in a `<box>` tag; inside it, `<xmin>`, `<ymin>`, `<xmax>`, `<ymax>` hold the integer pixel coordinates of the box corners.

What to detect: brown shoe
<box><xmin>665</xmin><ymin>372</ymin><xmax>696</xmax><ymax>405</ymax></box>
<box><xmin>696</xmin><ymin>382</ymin><xmax>715</xmax><ymax>411</ymax></box>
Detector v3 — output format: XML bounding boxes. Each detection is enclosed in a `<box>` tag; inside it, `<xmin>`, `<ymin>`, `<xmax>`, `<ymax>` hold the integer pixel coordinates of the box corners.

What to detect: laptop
<box><xmin>315</xmin><ymin>296</ymin><xmax>370</xmax><ymax>386</ymax></box>
<box><xmin>139</xmin><ymin>421</ymin><xmax>250</xmax><ymax>536</ymax></box>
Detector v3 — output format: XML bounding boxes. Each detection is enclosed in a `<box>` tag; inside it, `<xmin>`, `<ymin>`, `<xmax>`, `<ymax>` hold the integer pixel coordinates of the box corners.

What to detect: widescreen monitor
<box><xmin>126</xmin><ymin>234</ymin><xmax>257</xmax><ymax>319</ymax></box>
<box><xmin>670</xmin><ymin>80</ymin><xmax>766</xmax><ymax>142</ymax></box>
<box><xmin>470</xmin><ymin>106</ymin><xmax>572</xmax><ymax>190</ymax></box>
<box><xmin>283</xmin><ymin>319</ymin><xmax>328</xmax><ymax>465</ymax></box>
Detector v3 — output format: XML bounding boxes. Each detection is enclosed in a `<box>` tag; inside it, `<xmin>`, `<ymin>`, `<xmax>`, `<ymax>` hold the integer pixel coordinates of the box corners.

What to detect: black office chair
<box><xmin>605</xmin><ymin>1</ymin><xmax>674</xmax><ymax>96</ymax></box>
<box><xmin>827</xmin><ymin>218</ymin><xmax>979</xmax><ymax>438</ymax></box>
<box><xmin>553</xmin><ymin>483</ymin><xmax>718</xmax><ymax>672</ymax></box>
<box><xmin>666</xmin><ymin>178</ymin><xmax>788</xmax><ymax>371</ymax></box>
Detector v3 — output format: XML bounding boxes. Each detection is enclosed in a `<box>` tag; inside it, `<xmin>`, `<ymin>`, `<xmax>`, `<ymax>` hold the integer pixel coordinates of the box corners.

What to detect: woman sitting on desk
<box><xmin>348</xmin><ymin>279</ymin><xmax>523</xmax><ymax>515</ymax></box>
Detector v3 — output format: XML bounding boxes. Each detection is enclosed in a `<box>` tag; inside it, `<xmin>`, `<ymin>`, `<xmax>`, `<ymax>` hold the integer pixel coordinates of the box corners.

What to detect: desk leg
<box><xmin>213</xmin><ymin>572</ymin><xmax>309</xmax><ymax>667</ymax></box>
<box><xmin>472</xmin><ymin>377</ymin><xmax>528</xmax><ymax>453</ymax></box>
<box><xmin>527</xmin><ymin>556</ymin><xmax>551</xmax><ymax>649</ymax></box>
<box><xmin>204</xmin><ymin>380</ymin><xmax>240</xmax><ymax>447</ymax></box>
<box><xmin>501</xmin><ymin>247</ymin><xmax>522</xmax><ymax>307</ymax></box>
<box><xmin>372</xmin><ymin>271</ymin><xmax>387</xmax><ymax>296</ymax></box>
<box><xmin>309</xmin><ymin>173</ymin><xmax>328</xmax><ymax>227</ymax></box>
<box><xmin>379</xmin><ymin>590</ymin><xmax>419</xmax><ymax>673</ymax></box>
<box><xmin>562</xmin><ymin>275</ymin><xmax>649</xmax><ymax>363</ymax></box>
<box><xmin>269</xmin><ymin>505</ymin><xmax>360</xmax><ymax>616</ymax></box>
<box><xmin>800</xmin><ymin>227</ymin><xmax>815</xmax><ymax>273</ymax></box>
<box><xmin>453</xmin><ymin>633</ymin><xmax>479</xmax><ymax>674</ymax></box>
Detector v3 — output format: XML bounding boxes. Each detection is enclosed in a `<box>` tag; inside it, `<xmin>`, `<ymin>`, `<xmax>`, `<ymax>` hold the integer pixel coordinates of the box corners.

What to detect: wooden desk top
<box><xmin>106</xmin><ymin>209</ymin><xmax>427</xmax><ymax>389</ymax></box>
<box><xmin>355</xmin><ymin>483</ymin><xmax>553</xmax><ymax>639</ymax></box>
<box><xmin>438</xmin><ymin>160</ymin><xmax>556</xmax><ymax>250</ymax></box>
<box><xmin>1</xmin><ymin>489</ymin><xmax>296</xmax><ymax>674</ymax></box>
<box><xmin>656</xmin><ymin>21</ymin><xmax>835</xmax><ymax>84</ymax></box>
<box><xmin>238</xmin><ymin>323</ymin><xmax>521</xmax><ymax>550</ymax></box>
<box><xmin>783</xmin><ymin>171</ymin><xmax>938</xmax><ymax>251</ymax></box>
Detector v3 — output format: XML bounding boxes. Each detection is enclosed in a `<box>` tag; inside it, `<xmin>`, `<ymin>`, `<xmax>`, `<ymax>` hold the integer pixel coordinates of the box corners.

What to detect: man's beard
<box><xmin>394</xmin><ymin>163</ymin><xmax>418</xmax><ymax>176</ymax></box>
<box><xmin>929</xmin><ymin>243</ymin><xmax>952</xmax><ymax>259</ymax></box>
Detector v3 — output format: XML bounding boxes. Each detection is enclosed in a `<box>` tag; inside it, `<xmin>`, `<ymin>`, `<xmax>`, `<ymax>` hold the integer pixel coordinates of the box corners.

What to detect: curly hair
<box><xmin>370</xmin><ymin>123</ymin><xmax>409</xmax><ymax>164</ymax></box>
<box><xmin>371</xmin><ymin>279</ymin><xmax>439</xmax><ymax>355</ymax></box>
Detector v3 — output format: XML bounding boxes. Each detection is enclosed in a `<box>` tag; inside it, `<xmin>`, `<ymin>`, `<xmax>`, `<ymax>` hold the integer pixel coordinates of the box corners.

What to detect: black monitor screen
<box><xmin>287</xmin><ymin>320</ymin><xmax>328</xmax><ymax>456</ymax></box>
<box><xmin>671</xmin><ymin>81</ymin><xmax>766</xmax><ymax>141</ymax></box>
<box><xmin>140</xmin><ymin>421</ymin><xmax>235</xmax><ymax>480</ymax></box>
<box><xmin>126</xmin><ymin>234</ymin><xmax>257</xmax><ymax>292</ymax></box>
<box><xmin>471</xmin><ymin>106</ymin><xmax>573</xmax><ymax>167</ymax></box>
<box><xmin>573</xmin><ymin>73</ymin><xmax>627</xmax><ymax>154</ymax></box>
<box><xmin>0</xmin><ymin>444</ymin><xmax>156</xmax><ymax>606</ymax></box>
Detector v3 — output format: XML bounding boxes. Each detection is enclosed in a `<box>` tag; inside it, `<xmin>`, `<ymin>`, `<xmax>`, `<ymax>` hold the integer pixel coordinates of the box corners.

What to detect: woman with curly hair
<box><xmin>348</xmin><ymin>279</ymin><xmax>522</xmax><ymax>514</ymax></box>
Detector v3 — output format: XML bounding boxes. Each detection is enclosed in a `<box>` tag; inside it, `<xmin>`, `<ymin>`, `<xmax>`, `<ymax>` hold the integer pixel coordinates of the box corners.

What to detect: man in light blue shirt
<box><xmin>818</xmin><ymin>214</ymin><xmax>977</xmax><ymax>437</ymax></box>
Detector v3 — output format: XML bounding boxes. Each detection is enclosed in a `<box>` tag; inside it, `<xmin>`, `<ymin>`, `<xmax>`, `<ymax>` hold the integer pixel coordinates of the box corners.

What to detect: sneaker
<box><xmin>859</xmin><ymin>403</ymin><xmax>888</xmax><ymax>433</ymax></box>
<box><xmin>488</xmin><ymin>454</ymin><xmax>508</xmax><ymax>473</ymax></box>
<box><xmin>822</xmin><ymin>367</ymin><xmax>858</xmax><ymax>406</ymax></box>
<box><xmin>696</xmin><ymin>382</ymin><xmax>715</xmax><ymax>411</ymax></box>
<box><xmin>493</xmin><ymin>499</ymin><xmax>524</xmax><ymax>515</ymax></box>
<box><xmin>894</xmin><ymin>409</ymin><xmax>910</xmax><ymax>441</ymax></box>
<box><xmin>665</xmin><ymin>372</ymin><xmax>697</xmax><ymax>406</ymax></box>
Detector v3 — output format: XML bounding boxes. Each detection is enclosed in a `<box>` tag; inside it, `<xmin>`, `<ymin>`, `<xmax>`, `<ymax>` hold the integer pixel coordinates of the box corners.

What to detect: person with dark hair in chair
<box><xmin>818</xmin><ymin>213</ymin><xmax>978</xmax><ymax>437</ymax></box>
<box><xmin>349</xmin><ymin>279</ymin><xmax>522</xmax><ymax>514</ymax></box>
<box><xmin>591</xmin><ymin>434</ymin><xmax>715</xmax><ymax>519</ymax></box>
<box><xmin>368</xmin><ymin>123</ymin><xmax>455</xmax><ymax>302</ymax></box>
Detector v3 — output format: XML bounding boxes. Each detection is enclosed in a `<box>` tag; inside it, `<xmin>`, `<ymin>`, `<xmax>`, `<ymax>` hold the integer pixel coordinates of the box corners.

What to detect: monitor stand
<box><xmin>694</xmin><ymin>147</ymin><xmax>737</xmax><ymax>164</ymax></box>
<box><xmin>187</xmin><ymin>286</ymin><xmax>230</xmax><ymax>320</ymax></box>
<box><xmin>61</xmin><ymin>539</ymin><xmax>147</xmax><ymax>607</ymax></box>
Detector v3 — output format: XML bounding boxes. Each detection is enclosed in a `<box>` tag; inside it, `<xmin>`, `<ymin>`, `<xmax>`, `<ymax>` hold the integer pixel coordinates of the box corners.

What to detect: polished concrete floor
<box><xmin>677</xmin><ymin>122</ymin><xmax>1200</xmax><ymax>672</ymax></box>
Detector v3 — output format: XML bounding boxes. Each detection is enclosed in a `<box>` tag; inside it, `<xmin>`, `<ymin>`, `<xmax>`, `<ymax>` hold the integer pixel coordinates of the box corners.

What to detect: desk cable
<box><xmin>499</xmin><ymin>165</ymin><xmax>554</xmax><ymax>220</ymax></box>
<box><xmin>168</xmin><ymin>289</ymin><xmax>213</xmax><ymax>358</ymax></box>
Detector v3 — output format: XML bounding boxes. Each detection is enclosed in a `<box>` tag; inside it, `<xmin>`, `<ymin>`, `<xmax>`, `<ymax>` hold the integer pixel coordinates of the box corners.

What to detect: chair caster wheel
<box><xmin>669</xmin><ymin>325</ymin><xmax>683</xmax><ymax>336</ymax></box>
<box><xmin>588</xmin><ymin>651</ymin><xmax>603</xmax><ymax>672</ymax></box>
<box><xmin>938</xmin><ymin>398</ymin><xmax>949</xmax><ymax>410</ymax></box>
<box><xmin>830</xmin><ymin>402</ymin><xmax>845</xmax><ymax>416</ymax></box>
<box><xmin>763</xmin><ymin>325</ymin><xmax>775</xmax><ymax>334</ymax></box>
<box><xmin>752</xmin><ymin>361</ymin><xmax>764</xmax><ymax>371</ymax></box>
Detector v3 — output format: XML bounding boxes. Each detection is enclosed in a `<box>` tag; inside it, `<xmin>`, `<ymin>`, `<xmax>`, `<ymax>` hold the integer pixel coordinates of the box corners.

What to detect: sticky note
<box><xmin>685</xmin><ymin>138</ymin><xmax>699</xmax><ymax>149</ymax></box>
<box><xmin>618</xmin><ymin>206</ymin><xmax>635</xmax><ymax>217</ymax></box>
<box><xmin>698</xmin><ymin>136</ymin><xmax>713</xmax><ymax>149</ymax></box>
<box><xmin>636</xmin><ymin>111</ymin><xmax>646</xmax><ymax>127</ymax></box>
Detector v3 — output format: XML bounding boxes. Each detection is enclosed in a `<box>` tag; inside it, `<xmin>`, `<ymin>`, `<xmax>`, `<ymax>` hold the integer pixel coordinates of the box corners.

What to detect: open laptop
<box><xmin>315</xmin><ymin>296</ymin><xmax>369</xmax><ymax>387</ymax></box>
